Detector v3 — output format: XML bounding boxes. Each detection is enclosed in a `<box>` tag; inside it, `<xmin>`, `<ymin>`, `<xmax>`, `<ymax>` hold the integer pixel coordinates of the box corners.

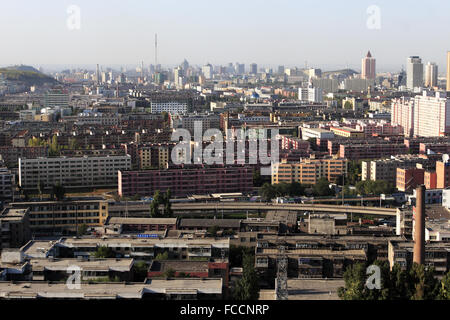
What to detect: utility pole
<box><xmin>276</xmin><ymin>245</ymin><xmax>288</xmax><ymax>300</ymax></box>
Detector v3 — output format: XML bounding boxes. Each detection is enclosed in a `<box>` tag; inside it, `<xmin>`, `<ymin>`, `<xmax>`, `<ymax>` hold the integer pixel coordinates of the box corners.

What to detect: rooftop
<box><xmin>0</xmin><ymin>278</ymin><xmax>223</xmax><ymax>299</ymax></box>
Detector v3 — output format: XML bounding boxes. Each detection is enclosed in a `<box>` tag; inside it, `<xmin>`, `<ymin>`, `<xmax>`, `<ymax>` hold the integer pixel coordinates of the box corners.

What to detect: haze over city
<box><xmin>1</xmin><ymin>0</ymin><xmax>450</xmax><ymax>72</ymax></box>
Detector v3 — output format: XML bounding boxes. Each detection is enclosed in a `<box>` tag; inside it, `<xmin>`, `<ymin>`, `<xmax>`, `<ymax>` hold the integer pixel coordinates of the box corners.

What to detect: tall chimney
<box><xmin>413</xmin><ymin>185</ymin><xmax>426</xmax><ymax>265</ymax></box>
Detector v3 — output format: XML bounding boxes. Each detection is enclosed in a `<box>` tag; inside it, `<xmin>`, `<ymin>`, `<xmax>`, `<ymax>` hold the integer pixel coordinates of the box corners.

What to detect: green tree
<box><xmin>408</xmin><ymin>263</ymin><xmax>439</xmax><ymax>300</ymax></box>
<box><xmin>133</xmin><ymin>261</ymin><xmax>149</xmax><ymax>282</ymax></box>
<box><xmin>51</xmin><ymin>183</ymin><xmax>66</xmax><ymax>201</ymax></box>
<box><xmin>49</xmin><ymin>135</ymin><xmax>60</xmax><ymax>156</ymax></box>
<box><xmin>77</xmin><ymin>224</ymin><xmax>89</xmax><ymax>236</ymax></box>
<box><xmin>313</xmin><ymin>178</ymin><xmax>335</xmax><ymax>197</ymax></box>
<box><xmin>259</xmin><ymin>183</ymin><xmax>276</xmax><ymax>202</ymax></box>
<box><xmin>150</xmin><ymin>190</ymin><xmax>162</xmax><ymax>218</ymax></box>
<box><xmin>253</xmin><ymin>169</ymin><xmax>263</xmax><ymax>187</ymax></box>
<box><xmin>163</xmin><ymin>268</ymin><xmax>176</xmax><ymax>278</ymax></box>
<box><xmin>234</xmin><ymin>254</ymin><xmax>260</xmax><ymax>300</ymax></box>
<box><xmin>93</xmin><ymin>246</ymin><xmax>115</xmax><ymax>258</ymax></box>
<box><xmin>164</xmin><ymin>189</ymin><xmax>173</xmax><ymax>217</ymax></box>
<box><xmin>439</xmin><ymin>270</ymin><xmax>450</xmax><ymax>299</ymax></box>
<box><xmin>208</xmin><ymin>225</ymin><xmax>220</xmax><ymax>237</ymax></box>
<box><xmin>37</xmin><ymin>180</ymin><xmax>45</xmax><ymax>200</ymax></box>
<box><xmin>154</xmin><ymin>252</ymin><xmax>169</xmax><ymax>261</ymax></box>
<box><xmin>344</xmin><ymin>101</ymin><xmax>353</xmax><ymax>110</ymax></box>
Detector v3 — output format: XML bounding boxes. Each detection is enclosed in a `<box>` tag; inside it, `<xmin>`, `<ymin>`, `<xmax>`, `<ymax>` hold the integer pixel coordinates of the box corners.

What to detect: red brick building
<box><xmin>118</xmin><ymin>165</ymin><xmax>253</xmax><ymax>197</ymax></box>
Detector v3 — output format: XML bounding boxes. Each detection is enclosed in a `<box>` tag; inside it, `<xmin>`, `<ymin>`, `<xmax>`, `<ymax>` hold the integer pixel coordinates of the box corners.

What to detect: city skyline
<box><xmin>1</xmin><ymin>0</ymin><xmax>450</xmax><ymax>72</ymax></box>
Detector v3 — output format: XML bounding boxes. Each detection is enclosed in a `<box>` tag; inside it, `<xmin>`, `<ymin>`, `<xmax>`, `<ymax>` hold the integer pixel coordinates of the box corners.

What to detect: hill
<box><xmin>0</xmin><ymin>65</ymin><xmax>57</xmax><ymax>86</ymax></box>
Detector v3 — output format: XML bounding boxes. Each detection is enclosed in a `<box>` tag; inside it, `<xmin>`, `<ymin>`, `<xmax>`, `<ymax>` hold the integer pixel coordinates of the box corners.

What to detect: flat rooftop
<box><xmin>286</xmin><ymin>279</ymin><xmax>344</xmax><ymax>300</ymax></box>
<box><xmin>179</xmin><ymin>219</ymin><xmax>241</xmax><ymax>228</ymax></box>
<box><xmin>0</xmin><ymin>278</ymin><xmax>223</xmax><ymax>299</ymax></box>
<box><xmin>59</xmin><ymin>237</ymin><xmax>230</xmax><ymax>248</ymax></box>
<box><xmin>149</xmin><ymin>260</ymin><xmax>209</xmax><ymax>273</ymax></box>
<box><xmin>108</xmin><ymin>217</ymin><xmax>177</xmax><ymax>225</ymax></box>
<box><xmin>29</xmin><ymin>258</ymin><xmax>134</xmax><ymax>272</ymax></box>
<box><xmin>21</xmin><ymin>240</ymin><xmax>59</xmax><ymax>258</ymax></box>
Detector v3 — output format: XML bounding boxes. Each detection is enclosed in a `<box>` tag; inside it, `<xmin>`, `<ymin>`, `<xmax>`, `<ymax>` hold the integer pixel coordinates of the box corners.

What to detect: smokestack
<box><xmin>413</xmin><ymin>185</ymin><xmax>426</xmax><ymax>265</ymax></box>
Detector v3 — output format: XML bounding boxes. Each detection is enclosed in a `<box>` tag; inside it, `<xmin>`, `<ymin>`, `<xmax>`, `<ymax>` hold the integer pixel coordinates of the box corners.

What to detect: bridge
<box><xmin>171</xmin><ymin>202</ymin><xmax>397</xmax><ymax>217</ymax></box>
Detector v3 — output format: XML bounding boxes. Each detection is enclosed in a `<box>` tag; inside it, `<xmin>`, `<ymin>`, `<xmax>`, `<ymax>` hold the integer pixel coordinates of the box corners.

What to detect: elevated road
<box><xmin>171</xmin><ymin>202</ymin><xmax>397</xmax><ymax>217</ymax></box>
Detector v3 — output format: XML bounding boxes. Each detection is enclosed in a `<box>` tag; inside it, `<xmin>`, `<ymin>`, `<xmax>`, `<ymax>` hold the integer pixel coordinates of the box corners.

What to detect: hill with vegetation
<box><xmin>0</xmin><ymin>65</ymin><xmax>57</xmax><ymax>86</ymax></box>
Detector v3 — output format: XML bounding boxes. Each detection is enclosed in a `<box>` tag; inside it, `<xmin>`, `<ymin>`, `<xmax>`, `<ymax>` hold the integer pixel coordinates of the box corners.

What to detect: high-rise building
<box><xmin>425</xmin><ymin>62</ymin><xmax>438</xmax><ymax>88</ymax></box>
<box><xmin>406</xmin><ymin>56</ymin><xmax>424</xmax><ymax>90</ymax></box>
<box><xmin>391</xmin><ymin>97</ymin><xmax>415</xmax><ymax>137</ymax></box>
<box><xmin>250</xmin><ymin>63</ymin><xmax>258</xmax><ymax>75</ymax></box>
<box><xmin>361</xmin><ymin>51</ymin><xmax>376</xmax><ymax>80</ymax></box>
<box><xmin>447</xmin><ymin>52</ymin><xmax>450</xmax><ymax>91</ymax></box>
<box><xmin>413</xmin><ymin>91</ymin><xmax>450</xmax><ymax>137</ymax></box>
<box><xmin>202</xmin><ymin>64</ymin><xmax>213</xmax><ymax>79</ymax></box>
<box><xmin>298</xmin><ymin>81</ymin><xmax>323</xmax><ymax>103</ymax></box>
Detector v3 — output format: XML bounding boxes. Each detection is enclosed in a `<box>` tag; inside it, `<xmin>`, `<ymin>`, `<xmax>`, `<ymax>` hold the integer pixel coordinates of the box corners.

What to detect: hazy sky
<box><xmin>1</xmin><ymin>0</ymin><xmax>450</xmax><ymax>72</ymax></box>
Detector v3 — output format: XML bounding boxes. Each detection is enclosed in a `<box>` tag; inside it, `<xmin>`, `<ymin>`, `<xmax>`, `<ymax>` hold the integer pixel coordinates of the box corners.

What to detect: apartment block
<box><xmin>19</xmin><ymin>155</ymin><xmax>131</xmax><ymax>190</ymax></box>
<box><xmin>396</xmin><ymin>167</ymin><xmax>425</xmax><ymax>192</ymax></box>
<box><xmin>10</xmin><ymin>198</ymin><xmax>109</xmax><ymax>236</ymax></box>
<box><xmin>0</xmin><ymin>208</ymin><xmax>31</xmax><ymax>249</ymax></box>
<box><xmin>272</xmin><ymin>157</ymin><xmax>348</xmax><ymax>185</ymax></box>
<box><xmin>118</xmin><ymin>165</ymin><xmax>253</xmax><ymax>197</ymax></box>
<box><xmin>339</xmin><ymin>143</ymin><xmax>408</xmax><ymax>161</ymax></box>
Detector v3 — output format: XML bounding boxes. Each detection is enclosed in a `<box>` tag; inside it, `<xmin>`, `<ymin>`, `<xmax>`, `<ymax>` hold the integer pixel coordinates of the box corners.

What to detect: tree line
<box><xmin>339</xmin><ymin>261</ymin><xmax>450</xmax><ymax>300</ymax></box>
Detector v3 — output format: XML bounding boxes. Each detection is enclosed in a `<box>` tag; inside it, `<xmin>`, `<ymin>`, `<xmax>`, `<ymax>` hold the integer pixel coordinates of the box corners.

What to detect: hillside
<box><xmin>0</xmin><ymin>65</ymin><xmax>57</xmax><ymax>86</ymax></box>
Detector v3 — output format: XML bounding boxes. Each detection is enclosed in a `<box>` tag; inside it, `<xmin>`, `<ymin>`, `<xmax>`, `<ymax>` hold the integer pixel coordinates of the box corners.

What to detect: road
<box><xmin>171</xmin><ymin>202</ymin><xmax>397</xmax><ymax>217</ymax></box>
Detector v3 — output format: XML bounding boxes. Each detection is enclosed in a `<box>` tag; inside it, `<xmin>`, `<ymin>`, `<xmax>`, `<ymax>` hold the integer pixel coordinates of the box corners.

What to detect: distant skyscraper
<box><xmin>250</xmin><ymin>63</ymin><xmax>258</xmax><ymax>75</ymax></box>
<box><xmin>406</xmin><ymin>56</ymin><xmax>424</xmax><ymax>90</ymax></box>
<box><xmin>447</xmin><ymin>52</ymin><xmax>450</xmax><ymax>91</ymax></box>
<box><xmin>361</xmin><ymin>51</ymin><xmax>376</xmax><ymax>80</ymax></box>
<box><xmin>202</xmin><ymin>64</ymin><xmax>213</xmax><ymax>79</ymax></box>
<box><xmin>96</xmin><ymin>64</ymin><xmax>100</xmax><ymax>85</ymax></box>
<box><xmin>425</xmin><ymin>62</ymin><xmax>438</xmax><ymax>88</ymax></box>
<box><xmin>278</xmin><ymin>66</ymin><xmax>285</xmax><ymax>74</ymax></box>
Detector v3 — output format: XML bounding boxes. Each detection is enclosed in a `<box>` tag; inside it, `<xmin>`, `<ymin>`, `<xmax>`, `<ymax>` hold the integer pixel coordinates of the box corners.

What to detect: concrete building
<box><xmin>396</xmin><ymin>167</ymin><xmax>425</xmax><ymax>192</ymax></box>
<box><xmin>180</xmin><ymin>114</ymin><xmax>221</xmax><ymax>135</ymax></box>
<box><xmin>298</xmin><ymin>82</ymin><xmax>323</xmax><ymax>103</ymax></box>
<box><xmin>43</xmin><ymin>89</ymin><xmax>69</xmax><ymax>108</ymax></box>
<box><xmin>0</xmin><ymin>208</ymin><xmax>31</xmax><ymax>249</ymax></box>
<box><xmin>29</xmin><ymin>258</ymin><xmax>134</xmax><ymax>282</ymax></box>
<box><xmin>0</xmin><ymin>166</ymin><xmax>14</xmax><ymax>202</ymax></box>
<box><xmin>118</xmin><ymin>165</ymin><xmax>253</xmax><ymax>198</ymax></box>
<box><xmin>361</xmin><ymin>51</ymin><xmax>376</xmax><ymax>80</ymax></box>
<box><xmin>406</xmin><ymin>56</ymin><xmax>424</xmax><ymax>90</ymax></box>
<box><xmin>106</xmin><ymin>217</ymin><xmax>178</xmax><ymax>233</ymax></box>
<box><xmin>362</xmin><ymin>156</ymin><xmax>432</xmax><ymax>184</ymax></box>
<box><xmin>19</xmin><ymin>155</ymin><xmax>131</xmax><ymax>190</ymax></box>
<box><xmin>436</xmin><ymin>159</ymin><xmax>450</xmax><ymax>189</ymax></box>
<box><xmin>339</xmin><ymin>143</ymin><xmax>408</xmax><ymax>161</ymax></box>
<box><xmin>413</xmin><ymin>91</ymin><xmax>450</xmax><ymax>137</ymax></box>
<box><xmin>330</xmin><ymin>127</ymin><xmax>365</xmax><ymax>139</ymax></box>
<box><xmin>388</xmin><ymin>240</ymin><xmax>450</xmax><ymax>278</ymax></box>
<box><xmin>425</xmin><ymin>62</ymin><xmax>438</xmax><ymax>88</ymax></box>
<box><xmin>0</xmin><ymin>279</ymin><xmax>223</xmax><ymax>300</ymax></box>
<box><xmin>202</xmin><ymin>64</ymin><xmax>213</xmax><ymax>79</ymax></box>
<box><xmin>272</xmin><ymin>157</ymin><xmax>348</xmax><ymax>185</ymax></box>
<box><xmin>447</xmin><ymin>51</ymin><xmax>450</xmax><ymax>92</ymax></box>
<box><xmin>10</xmin><ymin>197</ymin><xmax>109</xmax><ymax>236</ymax></box>
<box><xmin>300</xmin><ymin>127</ymin><xmax>334</xmax><ymax>141</ymax></box>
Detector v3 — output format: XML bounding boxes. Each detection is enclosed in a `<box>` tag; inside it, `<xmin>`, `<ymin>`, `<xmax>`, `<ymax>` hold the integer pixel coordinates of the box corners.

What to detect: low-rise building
<box><xmin>10</xmin><ymin>197</ymin><xmax>109</xmax><ymax>236</ymax></box>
